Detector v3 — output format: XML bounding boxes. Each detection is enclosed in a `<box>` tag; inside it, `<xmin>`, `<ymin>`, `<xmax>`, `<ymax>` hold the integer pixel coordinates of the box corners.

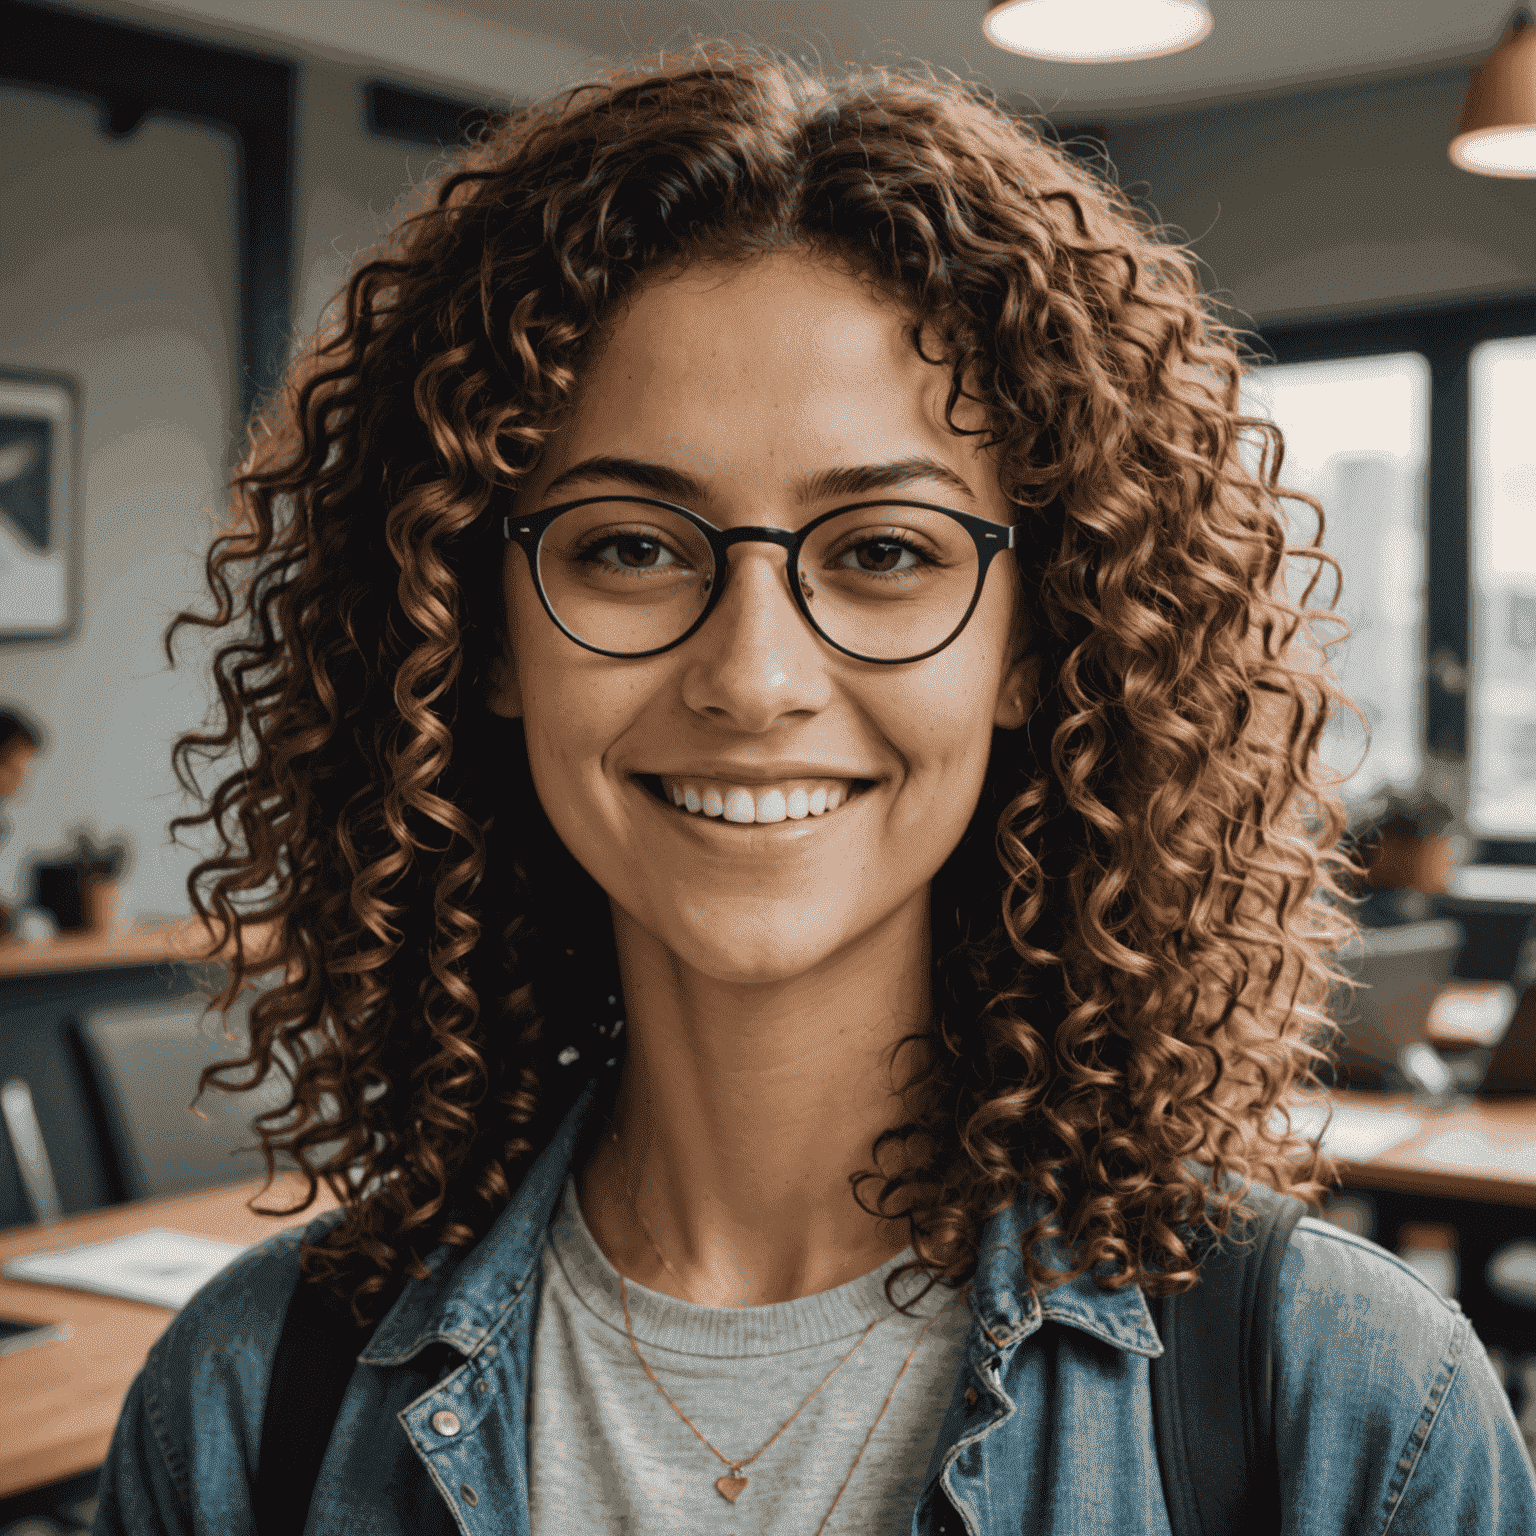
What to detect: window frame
<box><xmin>1256</xmin><ymin>294</ymin><xmax>1536</xmax><ymax>866</ymax></box>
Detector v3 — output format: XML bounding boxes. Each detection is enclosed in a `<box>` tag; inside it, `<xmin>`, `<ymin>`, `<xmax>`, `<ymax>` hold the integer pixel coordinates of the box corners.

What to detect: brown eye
<box><xmin>608</xmin><ymin>536</ymin><xmax>667</xmax><ymax>569</ymax></box>
<box><xmin>850</xmin><ymin>539</ymin><xmax>914</xmax><ymax>573</ymax></box>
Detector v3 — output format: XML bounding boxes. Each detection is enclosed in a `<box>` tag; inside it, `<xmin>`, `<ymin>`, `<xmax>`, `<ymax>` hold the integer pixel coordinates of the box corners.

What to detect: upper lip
<box><xmin>637</xmin><ymin>762</ymin><xmax>881</xmax><ymax>783</ymax></box>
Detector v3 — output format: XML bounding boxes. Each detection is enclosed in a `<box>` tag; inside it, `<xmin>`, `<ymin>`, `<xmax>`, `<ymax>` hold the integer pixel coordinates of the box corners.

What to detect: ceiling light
<box><xmin>1450</xmin><ymin>10</ymin><xmax>1536</xmax><ymax>178</ymax></box>
<box><xmin>982</xmin><ymin>0</ymin><xmax>1213</xmax><ymax>64</ymax></box>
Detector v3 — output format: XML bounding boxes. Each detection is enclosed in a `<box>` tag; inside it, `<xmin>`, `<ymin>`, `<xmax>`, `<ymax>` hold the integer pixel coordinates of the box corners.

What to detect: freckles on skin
<box><xmin>497</xmin><ymin>253</ymin><xmax>1031</xmax><ymax>990</ymax></box>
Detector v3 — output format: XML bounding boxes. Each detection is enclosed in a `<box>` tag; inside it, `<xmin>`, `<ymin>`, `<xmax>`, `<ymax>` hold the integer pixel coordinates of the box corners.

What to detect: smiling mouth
<box><xmin>635</xmin><ymin>774</ymin><xmax>877</xmax><ymax>824</ymax></box>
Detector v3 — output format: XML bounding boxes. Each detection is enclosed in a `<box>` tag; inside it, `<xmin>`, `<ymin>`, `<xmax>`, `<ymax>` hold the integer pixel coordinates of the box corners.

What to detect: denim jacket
<box><xmin>95</xmin><ymin>1076</ymin><xmax>1536</xmax><ymax>1535</ymax></box>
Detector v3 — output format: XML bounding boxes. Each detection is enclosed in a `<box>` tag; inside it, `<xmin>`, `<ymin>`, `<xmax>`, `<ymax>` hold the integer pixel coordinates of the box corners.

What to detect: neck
<box><xmin>575</xmin><ymin>891</ymin><xmax>936</xmax><ymax>1309</ymax></box>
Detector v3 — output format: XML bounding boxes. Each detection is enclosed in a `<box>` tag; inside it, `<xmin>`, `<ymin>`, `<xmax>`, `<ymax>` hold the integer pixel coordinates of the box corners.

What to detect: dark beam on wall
<box><xmin>364</xmin><ymin>79</ymin><xmax>518</xmax><ymax>149</ymax></box>
<box><xmin>2</xmin><ymin>0</ymin><xmax>296</xmax><ymax>444</ymax></box>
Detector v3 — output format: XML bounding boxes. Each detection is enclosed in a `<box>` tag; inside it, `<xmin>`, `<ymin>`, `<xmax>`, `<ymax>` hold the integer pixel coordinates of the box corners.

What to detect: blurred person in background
<box><xmin>92</xmin><ymin>42</ymin><xmax>1534</xmax><ymax>1536</ymax></box>
<box><xmin>0</xmin><ymin>705</ymin><xmax>42</xmax><ymax>937</ymax></box>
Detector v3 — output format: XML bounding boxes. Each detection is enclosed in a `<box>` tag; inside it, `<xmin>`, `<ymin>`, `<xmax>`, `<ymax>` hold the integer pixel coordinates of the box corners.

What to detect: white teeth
<box><xmin>755</xmin><ymin>789</ymin><xmax>787</xmax><ymax>823</ymax></box>
<box><xmin>655</xmin><ymin>776</ymin><xmax>863</xmax><ymax>823</ymax></box>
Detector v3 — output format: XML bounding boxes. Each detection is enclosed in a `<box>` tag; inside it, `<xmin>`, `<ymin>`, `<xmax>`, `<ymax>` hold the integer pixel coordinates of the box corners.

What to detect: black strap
<box><xmin>254</xmin><ymin>1270</ymin><xmax>378</xmax><ymax>1536</ymax></box>
<box><xmin>1149</xmin><ymin>1181</ymin><xmax>1307</xmax><ymax>1536</ymax></box>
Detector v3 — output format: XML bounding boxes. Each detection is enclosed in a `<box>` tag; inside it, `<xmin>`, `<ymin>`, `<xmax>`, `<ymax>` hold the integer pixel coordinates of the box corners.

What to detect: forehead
<box><xmin>542</xmin><ymin>253</ymin><xmax>987</xmax><ymax>494</ymax></box>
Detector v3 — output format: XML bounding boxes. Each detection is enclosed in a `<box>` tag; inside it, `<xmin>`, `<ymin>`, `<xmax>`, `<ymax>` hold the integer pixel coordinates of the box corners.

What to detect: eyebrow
<box><xmin>536</xmin><ymin>453</ymin><xmax>979</xmax><ymax>508</ymax></box>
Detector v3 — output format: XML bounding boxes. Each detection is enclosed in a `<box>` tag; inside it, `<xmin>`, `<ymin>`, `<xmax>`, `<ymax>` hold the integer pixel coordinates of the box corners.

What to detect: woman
<box><xmin>96</xmin><ymin>43</ymin><xmax>1532</xmax><ymax>1535</ymax></box>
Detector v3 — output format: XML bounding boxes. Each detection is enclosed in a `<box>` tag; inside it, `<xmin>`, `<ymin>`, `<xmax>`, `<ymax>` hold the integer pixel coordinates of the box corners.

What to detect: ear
<box><xmin>993</xmin><ymin>648</ymin><xmax>1039</xmax><ymax>732</ymax></box>
<box><xmin>486</xmin><ymin>648</ymin><xmax>523</xmax><ymax>719</ymax></box>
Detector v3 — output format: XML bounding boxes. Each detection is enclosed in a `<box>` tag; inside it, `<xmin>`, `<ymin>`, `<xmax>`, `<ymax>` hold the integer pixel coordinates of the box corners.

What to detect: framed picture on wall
<box><xmin>0</xmin><ymin>367</ymin><xmax>81</xmax><ymax>642</ymax></box>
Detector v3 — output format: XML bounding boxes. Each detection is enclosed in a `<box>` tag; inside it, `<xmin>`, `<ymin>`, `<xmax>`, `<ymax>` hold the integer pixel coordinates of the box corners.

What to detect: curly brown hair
<box><xmin>168</xmin><ymin>41</ymin><xmax>1370</xmax><ymax>1327</ymax></box>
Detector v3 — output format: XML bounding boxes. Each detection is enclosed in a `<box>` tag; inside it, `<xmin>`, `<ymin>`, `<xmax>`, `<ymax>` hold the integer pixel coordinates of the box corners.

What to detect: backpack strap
<box><xmin>254</xmin><ymin>1268</ymin><xmax>378</xmax><ymax>1536</ymax></box>
<box><xmin>1149</xmin><ymin>1180</ymin><xmax>1307</xmax><ymax>1536</ymax></box>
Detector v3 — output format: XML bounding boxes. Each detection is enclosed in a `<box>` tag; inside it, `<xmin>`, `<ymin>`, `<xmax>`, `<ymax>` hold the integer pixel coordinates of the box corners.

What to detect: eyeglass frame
<box><xmin>500</xmin><ymin>494</ymin><xmax>1019</xmax><ymax>665</ymax></box>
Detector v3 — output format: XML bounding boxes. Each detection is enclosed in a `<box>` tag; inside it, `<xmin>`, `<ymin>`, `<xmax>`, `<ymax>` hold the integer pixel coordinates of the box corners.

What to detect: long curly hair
<box><xmin>168</xmin><ymin>41</ymin><xmax>1370</xmax><ymax>1327</ymax></box>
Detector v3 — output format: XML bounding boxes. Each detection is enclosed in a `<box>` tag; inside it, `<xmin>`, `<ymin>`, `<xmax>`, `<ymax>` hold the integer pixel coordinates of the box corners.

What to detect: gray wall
<box><xmin>0</xmin><ymin>65</ymin><xmax>463</xmax><ymax>922</ymax></box>
<box><xmin>1</xmin><ymin>45</ymin><xmax>1532</xmax><ymax>923</ymax></box>
<box><xmin>1</xmin><ymin>84</ymin><xmax>239</xmax><ymax>922</ymax></box>
<box><xmin>1100</xmin><ymin>65</ymin><xmax>1535</xmax><ymax>327</ymax></box>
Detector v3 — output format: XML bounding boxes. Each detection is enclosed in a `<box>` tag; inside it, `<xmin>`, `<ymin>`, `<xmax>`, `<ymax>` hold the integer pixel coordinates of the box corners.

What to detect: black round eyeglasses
<box><xmin>501</xmin><ymin>495</ymin><xmax>1018</xmax><ymax>665</ymax></box>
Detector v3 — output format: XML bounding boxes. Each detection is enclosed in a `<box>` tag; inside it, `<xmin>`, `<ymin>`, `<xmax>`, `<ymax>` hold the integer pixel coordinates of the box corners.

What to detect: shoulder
<box><xmin>1277</xmin><ymin>1214</ymin><xmax>1464</xmax><ymax>1357</ymax></box>
<box><xmin>1274</xmin><ymin>1215</ymin><xmax>1465</xmax><ymax>1422</ymax></box>
<box><xmin>1273</xmin><ymin>1216</ymin><xmax>1536</xmax><ymax>1533</ymax></box>
<box><xmin>140</xmin><ymin>1211</ymin><xmax>346</xmax><ymax>1477</ymax></box>
<box><xmin>94</xmin><ymin>1208</ymin><xmax>347</xmax><ymax>1535</ymax></box>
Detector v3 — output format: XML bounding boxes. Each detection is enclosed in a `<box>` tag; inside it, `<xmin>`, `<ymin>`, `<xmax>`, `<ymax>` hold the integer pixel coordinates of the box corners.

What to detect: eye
<box><xmin>833</xmin><ymin>533</ymin><xmax>934</xmax><ymax>576</ymax></box>
<box><xmin>581</xmin><ymin>532</ymin><xmax>682</xmax><ymax>571</ymax></box>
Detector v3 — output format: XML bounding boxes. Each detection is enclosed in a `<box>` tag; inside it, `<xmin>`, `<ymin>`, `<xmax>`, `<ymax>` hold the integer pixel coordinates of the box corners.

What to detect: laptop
<box><xmin>1329</xmin><ymin>919</ymin><xmax>1464</xmax><ymax>1075</ymax></box>
<box><xmin>1475</xmin><ymin>980</ymin><xmax>1536</xmax><ymax>1097</ymax></box>
<box><xmin>1330</xmin><ymin>917</ymin><xmax>1536</xmax><ymax>1097</ymax></box>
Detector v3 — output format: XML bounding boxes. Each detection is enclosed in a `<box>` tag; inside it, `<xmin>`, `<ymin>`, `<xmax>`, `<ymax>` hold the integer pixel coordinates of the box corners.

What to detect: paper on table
<box><xmin>1271</xmin><ymin>1102</ymin><xmax>1423</xmax><ymax>1159</ymax></box>
<box><xmin>1418</xmin><ymin>1130</ymin><xmax>1536</xmax><ymax>1179</ymax></box>
<box><xmin>4</xmin><ymin>1228</ymin><xmax>251</xmax><ymax>1309</ymax></box>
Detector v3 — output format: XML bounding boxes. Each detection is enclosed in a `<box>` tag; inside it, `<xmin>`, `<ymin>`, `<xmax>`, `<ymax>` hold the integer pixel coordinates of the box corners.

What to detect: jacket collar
<box><xmin>360</xmin><ymin>1075</ymin><xmax>604</xmax><ymax>1364</ymax></box>
<box><xmin>361</xmin><ymin>1074</ymin><xmax>1163</xmax><ymax>1365</ymax></box>
<box><xmin>969</xmin><ymin>1193</ymin><xmax>1163</xmax><ymax>1359</ymax></box>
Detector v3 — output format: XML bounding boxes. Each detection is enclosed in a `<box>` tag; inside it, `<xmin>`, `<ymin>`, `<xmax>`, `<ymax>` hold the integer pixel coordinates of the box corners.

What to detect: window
<box><xmin>1469</xmin><ymin>335</ymin><xmax>1536</xmax><ymax>840</ymax></box>
<box><xmin>1252</xmin><ymin>297</ymin><xmax>1536</xmax><ymax>865</ymax></box>
<box><xmin>1241</xmin><ymin>353</ymin><xmax>1430</xmax><ymax>806</ymax></box>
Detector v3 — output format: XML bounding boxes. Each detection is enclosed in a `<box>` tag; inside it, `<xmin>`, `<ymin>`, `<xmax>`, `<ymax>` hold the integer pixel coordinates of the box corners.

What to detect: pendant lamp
<box><xmin>981</xmin><ymin>0</ymin><xmax>1212</xmax><ymax>64</ymax></box>
<box><xmin>1449</xmin><ymin>9</ymin><xmax>1536</xmax><ymax>178</ymax></box>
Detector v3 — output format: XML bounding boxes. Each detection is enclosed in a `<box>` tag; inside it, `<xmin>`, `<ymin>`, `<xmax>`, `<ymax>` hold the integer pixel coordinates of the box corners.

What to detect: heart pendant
<box><xmin>716</xmin><ymin>1475</ymin><xmax>748</xmax><ymax>1504</ymax></box>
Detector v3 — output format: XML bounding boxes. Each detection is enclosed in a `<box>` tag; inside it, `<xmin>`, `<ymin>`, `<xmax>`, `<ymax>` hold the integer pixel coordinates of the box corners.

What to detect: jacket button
<box><xmin>431</xmin><ymin>1410</ymin><xmax>462</xmax><ymax>1437</ymax></box>
<box><xmin>965</xmin><ymin>1386</ymin><xmax>979</xmax><ymax>1408</ymax></box>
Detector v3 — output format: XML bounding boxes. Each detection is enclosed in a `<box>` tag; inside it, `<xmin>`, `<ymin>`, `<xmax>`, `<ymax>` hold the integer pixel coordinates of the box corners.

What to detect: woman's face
<box><xmin>490</xmin><ymin>251</ymin><xmax>1035</xmax><ymax>987</ymax></box>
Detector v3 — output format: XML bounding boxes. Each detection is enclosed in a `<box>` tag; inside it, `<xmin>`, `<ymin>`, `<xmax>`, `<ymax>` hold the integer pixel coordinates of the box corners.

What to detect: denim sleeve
<box><xmin>89</xmin><ymin>1216</ymin><xmax>338</xmax><ymax>1536</ymax></box>
<box><xmin>1275</xmin><ymin>1217</ymin><xmax>1536</xmax><ymax>1536</ymax></box>
<box><xmin>92</xmin><ymin>1344</ymin><xmax>193</xmax><ymax>1536</ymax></box>
<box><xmin>1386</xmin><ymin>1319</ymin><xmax>1536</xmax><ymax>1535</ymax></box>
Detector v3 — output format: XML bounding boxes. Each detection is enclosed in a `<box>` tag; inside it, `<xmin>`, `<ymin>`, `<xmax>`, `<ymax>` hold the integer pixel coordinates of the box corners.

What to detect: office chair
<box><xmin>0</xmin><ymin>1077</ymin><xmax>63</xmax><ymax>1228</ymax></box>
<box><xmin>69</xmin><ymin>990</ymin><xmax>298</xmax><ymax>1201</ymax></box>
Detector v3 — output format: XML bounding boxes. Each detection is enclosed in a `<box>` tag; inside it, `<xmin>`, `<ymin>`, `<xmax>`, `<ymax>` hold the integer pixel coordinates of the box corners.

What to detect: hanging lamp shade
<box><xmin>1449</xmin><ymin>10</ymin><xmax>1536</xmax><ymax>177</ymax></box>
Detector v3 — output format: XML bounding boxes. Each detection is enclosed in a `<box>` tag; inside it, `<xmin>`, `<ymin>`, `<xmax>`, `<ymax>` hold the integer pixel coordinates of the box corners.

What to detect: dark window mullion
<box><xmin>1425</xmin><ymin>340</ymin><xmax>1471</xmax><ymax>761</ymax></box>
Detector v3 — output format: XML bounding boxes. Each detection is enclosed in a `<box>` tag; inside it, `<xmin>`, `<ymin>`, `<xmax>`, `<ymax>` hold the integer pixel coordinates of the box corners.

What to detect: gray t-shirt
<box><xmin>529</xmin><ymin>1173</ymin><xmax>972</xmax><ymax>1534</ymax></box>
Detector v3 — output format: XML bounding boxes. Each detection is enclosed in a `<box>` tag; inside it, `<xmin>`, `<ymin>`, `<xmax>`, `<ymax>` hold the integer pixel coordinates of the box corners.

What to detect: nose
<box><xmin>678</xmin><ymin>540</ymin><xmax>833</xmax><ymax>729</ymax></box>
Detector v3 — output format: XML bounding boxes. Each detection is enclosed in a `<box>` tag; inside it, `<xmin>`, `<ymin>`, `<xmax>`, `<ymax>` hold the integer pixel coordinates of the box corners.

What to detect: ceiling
<box><xmin>438</xmin><ymin>0</ymin><xmax>1515</xmax><ymax>119</ymax></box>
<box><xmin>49</xmin><ymin>0</ymin><xmax>1519</xmax><ymax>121</ymax></box>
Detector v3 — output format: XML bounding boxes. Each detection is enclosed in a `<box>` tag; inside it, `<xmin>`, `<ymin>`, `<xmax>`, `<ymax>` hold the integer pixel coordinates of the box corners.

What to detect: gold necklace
<box><xmin>606</xmin><ymin>1124</ymin><xmax>941</xmax><ymax>1528</ymax></box>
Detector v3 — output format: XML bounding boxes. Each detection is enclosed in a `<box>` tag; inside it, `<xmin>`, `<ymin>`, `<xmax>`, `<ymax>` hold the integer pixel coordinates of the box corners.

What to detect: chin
<box><xmin>636</xmin><ymin>902</ymin><xmax>862</xmax><ymax>989</ymax></box>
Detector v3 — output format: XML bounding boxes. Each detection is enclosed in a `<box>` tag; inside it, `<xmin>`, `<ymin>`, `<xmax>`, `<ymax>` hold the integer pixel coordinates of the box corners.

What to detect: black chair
<box><xmin>68</xmin><ymin>990</ymin><xmax>286</xmax><ymax>1201</ymax></box>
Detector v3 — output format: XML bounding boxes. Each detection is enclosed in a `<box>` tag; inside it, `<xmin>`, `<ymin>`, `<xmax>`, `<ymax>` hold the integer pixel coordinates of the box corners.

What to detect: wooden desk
<box><xmin>0</xmin><ymin>1174</ymin><xmax>339</xmax><ymax>1499</ymax></box>
<box><xmin>0</xmin><ymin>919</ymin><xmax>223</xmax><ymax>980</ymax></box>
<box><xmin>0</xmin><ymin>916</ymin><xmax>281</xmax><ymax>980</ymax></box>
<box><xmin>1320</xmin><ymin>1088</ymin><xmax>1536</xmax><ymax>1209</ymax></box>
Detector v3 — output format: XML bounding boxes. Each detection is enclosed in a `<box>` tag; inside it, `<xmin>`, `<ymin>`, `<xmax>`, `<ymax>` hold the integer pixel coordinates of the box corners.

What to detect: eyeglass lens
<box><xmin>534</xmin><ymin>501</ymin><xmax>981</xmax><ymax>660</ymax></box>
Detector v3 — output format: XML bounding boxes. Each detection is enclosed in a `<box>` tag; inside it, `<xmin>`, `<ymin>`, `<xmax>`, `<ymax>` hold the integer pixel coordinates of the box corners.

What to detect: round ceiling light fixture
<box><xmin>982</xmin><ymin>0</ymin><xmax>1213</xmax><ymax>63</ymax></box>
<box><xmin>1449</xmin><ymin>10</ymin><xmax>1536</xmax><ymax>178</ymax></box>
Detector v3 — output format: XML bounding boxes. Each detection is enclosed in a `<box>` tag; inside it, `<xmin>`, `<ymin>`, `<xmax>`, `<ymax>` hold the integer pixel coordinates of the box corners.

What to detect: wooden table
<box><xmin>1321</xmin><ymin>1087</ymin><xmax>1536</xmax><ymax>1208</ymax></box>
<box><xmin>0</xmin><ymin>1174</ymin><xmax>338</xmax><ymax>1499</ymax></box>
<box><xmin>0</xmin><ymin>916</ymin><xmax>281</xmax><ymax>979</ymax></box>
